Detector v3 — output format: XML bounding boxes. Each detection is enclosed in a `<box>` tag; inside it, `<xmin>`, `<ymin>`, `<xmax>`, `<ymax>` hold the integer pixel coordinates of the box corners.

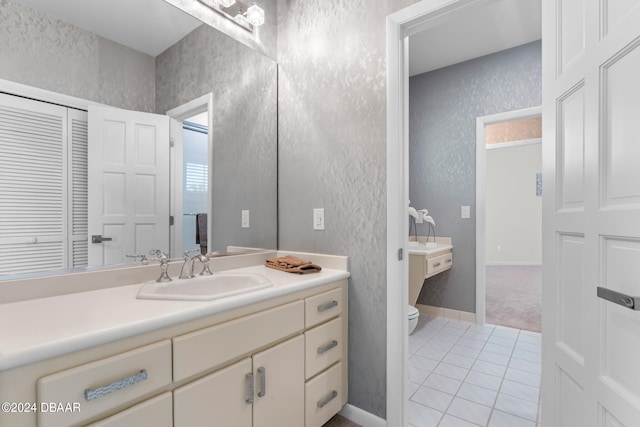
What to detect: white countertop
<box><xmin>0</xmin><ymin>265</ymin><xmax>349</xmax><ymax>372</ymax></box>
<box><xmin>407</xmin><ymin>243</ymin><xmax>453</xmax><ymax>256</ymax></box>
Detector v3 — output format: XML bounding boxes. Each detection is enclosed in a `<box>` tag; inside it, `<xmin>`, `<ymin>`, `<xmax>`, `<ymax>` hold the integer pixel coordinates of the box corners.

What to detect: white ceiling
<box><xmin>11</xmin><ymin>0</ymin><xmax>203</xmax><ymax>57</ymax></box>
<box><xmin>409</xmin><ymin>0</ymin><xmax>541</xmax><ymax>77</ymax></box>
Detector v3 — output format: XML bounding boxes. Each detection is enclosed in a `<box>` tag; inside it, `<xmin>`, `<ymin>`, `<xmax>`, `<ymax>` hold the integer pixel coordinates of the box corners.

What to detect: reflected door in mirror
<box><xmin>88</xmin><ymin>106</ymin><xmax>170</xmax><ymax>267</ymax></box>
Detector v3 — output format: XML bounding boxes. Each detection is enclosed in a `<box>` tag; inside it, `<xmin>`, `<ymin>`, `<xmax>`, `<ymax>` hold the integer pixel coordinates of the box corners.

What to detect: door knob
<box><xmin>597</xmin><ymin>287</ymin><xmax>640</xmax><ymax>311</ymax></box>
<box><xmin>91</xmin><ymin>235</ymin><xmax>113</xmax><ymax>243</ymax></box>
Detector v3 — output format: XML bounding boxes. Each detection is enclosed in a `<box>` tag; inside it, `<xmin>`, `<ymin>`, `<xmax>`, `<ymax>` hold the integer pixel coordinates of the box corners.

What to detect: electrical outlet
<box><xmin>497</xmin><ymin>245</ymin><xmax>501</xmax><ymax>253</ymax></box>
<box><xmin>242</xmin><ymin>210</ymin><xmax>250</xmax><ymax>228</ymax></box>
<box><xmin>461</xmin><ymin>205</ymin><xmax>470</xmax><ymax>219</ymax></box>
<box><xmin>313</xmin><ymin>208</ymin><xmax>324</xmax><ymax>230</ymax></box>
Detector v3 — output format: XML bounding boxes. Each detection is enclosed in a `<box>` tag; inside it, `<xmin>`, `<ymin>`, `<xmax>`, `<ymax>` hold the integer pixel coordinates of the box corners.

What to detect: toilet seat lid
<box><xmin>408</xmin><ymin>306</ymin><xmax>419</xmax><ymax>317</ymax></box>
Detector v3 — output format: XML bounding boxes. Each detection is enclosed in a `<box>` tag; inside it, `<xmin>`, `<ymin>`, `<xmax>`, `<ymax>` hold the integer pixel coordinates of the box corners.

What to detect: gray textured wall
<box><xmin>409</xmin><ymin>41</ymin><xmax>542</xmax><ymax>313</ymax></box>
<box><xmin>156</xmin><ymin>24</ymin><xmax>278</xmax><ymax>252</ymax></box>
<box><xmin>277</xmin><ymin>0</ymin><xmax>416</xmax><ymax>418</ymax></box>
<box><xmin>0</xmin><ymin>0</ymin><xmax>156</xmax><ymax>112</ymax></box>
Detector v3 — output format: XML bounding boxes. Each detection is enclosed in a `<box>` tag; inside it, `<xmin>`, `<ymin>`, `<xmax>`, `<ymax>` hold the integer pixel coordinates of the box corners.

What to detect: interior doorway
<box><xmin>181</xmin><ymin>113</ymin><xmax>209</xmax><ymax>255</ymax></box>
<box><xmin>166</xmin><ymin>93</ymin><xmax>213</xmax><ymax>259</ymax></box>
<box><xmin>476</xmin><ymin>107</ymin><xmax>542</xmax><ymax>332</ymax></box>
<box><xmin>386</xmin><ymin>1</ymin><xmax>541</xmax><ymax>425</ymax></box>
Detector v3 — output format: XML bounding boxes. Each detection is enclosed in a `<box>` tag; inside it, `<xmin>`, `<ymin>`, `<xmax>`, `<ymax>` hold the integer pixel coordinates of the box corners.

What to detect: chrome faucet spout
<box><xmin>179</xmin><ymin>249</ymin><xmax>201</xmax><ymax>279</ymax></box>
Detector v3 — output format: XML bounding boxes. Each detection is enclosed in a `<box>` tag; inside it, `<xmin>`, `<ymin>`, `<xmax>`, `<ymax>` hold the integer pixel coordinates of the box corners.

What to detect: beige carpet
<box><xmin>485</xmin><ymin>265</ymin><xmax>541</xmax><ymax>332</ymax></box>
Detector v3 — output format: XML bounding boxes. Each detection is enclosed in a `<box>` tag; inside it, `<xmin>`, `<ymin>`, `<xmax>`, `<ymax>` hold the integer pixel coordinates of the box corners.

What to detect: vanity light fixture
<box><xmin>198</xmin><ymin>0</ymin><xmax>265</xmax><ymax>32</ymax></box>
<box><xmin>245</xmin><ymin>4</ymin><xmax>265</xmax><ymax>26</ymax></box>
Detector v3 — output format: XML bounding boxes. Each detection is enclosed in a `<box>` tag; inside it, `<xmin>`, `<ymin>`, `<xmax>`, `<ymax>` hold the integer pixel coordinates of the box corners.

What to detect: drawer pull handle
<box><xmin>317</xmin><ymin>390</ymin><xmax>338</xmax><ymax>408</ymax></box>
<box><xmin>257</xmin><ymin>367</ymin><xmax>266</xmax><ymax>397</ymax></box>
<box><xmin>433</xmin><ymin>262</ymin><xmax>441</xmax><ymax>267</ymax></box>
<box><xmin>318</xmin><ymin>301</ymin><xmax>338</xmax><ymax>312</ymax></box>
<box><xmin>245</xmin><ymin>372</ymin><xmax>254</xmax><ymax>404</ymax></box>
<box><xmin>446</xmin><ymin>258</ymin><xmax>452</xmax><ymax>263</ymax></box>
<box><xmin>318</xmin><ymin>340</ymin><xmax>339</xmax><ymax>354</ymax></box>
<box><xmin>84</xmin><ymin>369</ymin><xmax>147</xmax><ymax>401</ymax></box>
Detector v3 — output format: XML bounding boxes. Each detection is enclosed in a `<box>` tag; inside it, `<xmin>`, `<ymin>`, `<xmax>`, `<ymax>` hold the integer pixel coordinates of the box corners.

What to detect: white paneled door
<box><xmin>542</xmin><ymin>1</ymin><xmax>640</xmax><ymax>426</ymax></box>
<box><xmin>88</xmin><ymin>106</ymin><xmax>169</xmax><ymax>267</ymax></box>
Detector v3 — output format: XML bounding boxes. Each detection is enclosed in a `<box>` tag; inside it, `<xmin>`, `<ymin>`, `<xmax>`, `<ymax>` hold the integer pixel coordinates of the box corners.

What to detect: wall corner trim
<box><xmin>339</xmin><ymin>403</ymin><xmax>387</xmax><ymax>427</ymax></box>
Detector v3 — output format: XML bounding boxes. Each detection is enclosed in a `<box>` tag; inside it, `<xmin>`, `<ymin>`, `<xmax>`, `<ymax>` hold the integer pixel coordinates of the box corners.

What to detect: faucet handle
<box><xmin>183</xmin><ymin>249</ymin><xmax>200</xmax><ymax>259</ymax></box>
<box><xmin>149</xmin><ymin>249</ymin><xmax>169</xmax><ymax>262</ymax></box>
<box><xmin>199</xmin><ymin>254</ymin><xmax>214</xmax><ymax>276</ymax></box>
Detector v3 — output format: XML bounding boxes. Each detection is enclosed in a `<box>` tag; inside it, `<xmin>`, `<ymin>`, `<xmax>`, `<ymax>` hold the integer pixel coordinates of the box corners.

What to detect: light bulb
<box><xmin>218</xmin><ymin>0</ymin><xmax>236</xmax><ymax>7</ymax></box>
<box><xmin>246</xmin><ymin>4</ymin><xmax>265</xmax><ymax>26</ymax></box>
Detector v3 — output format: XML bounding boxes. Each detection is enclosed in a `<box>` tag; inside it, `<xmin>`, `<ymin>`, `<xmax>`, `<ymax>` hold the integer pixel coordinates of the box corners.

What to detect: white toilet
<box><xmin>408</xmin><ymin>305</ymin><xmax>419</xmax><ymax>334</ymax></box>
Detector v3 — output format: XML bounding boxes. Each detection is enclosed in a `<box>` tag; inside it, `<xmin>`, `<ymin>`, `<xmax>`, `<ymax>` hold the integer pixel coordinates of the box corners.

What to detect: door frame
<box><xmin>475</xmin><ymin>105</ymin><xmax>542</xmax><ymax>325</ymax></box>
<box><xmin>386</xmin><ymin>1</ymin><xmax>489</xmax><ymax>424</ymax></box>
<box><xmin>165</xmin><ymin>93</ymin><xmax>213</xmax><ymax>258</ymax></box>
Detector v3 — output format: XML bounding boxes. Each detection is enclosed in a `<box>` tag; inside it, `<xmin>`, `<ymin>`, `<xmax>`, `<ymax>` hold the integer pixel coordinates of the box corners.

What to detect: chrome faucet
<box><xmin>149</xmin><ymin>249</ymin><xmax>171</xmax><ymax>282</ymax></box>
<box><xmin>179</xmin><ymin>250</ymin><xmax>214</xmax><ymax>279</ymax></box>
<box><xmin>180</xmin><ymin>250</ymin><xmax>200</xmax><ymax>279</ymax></box>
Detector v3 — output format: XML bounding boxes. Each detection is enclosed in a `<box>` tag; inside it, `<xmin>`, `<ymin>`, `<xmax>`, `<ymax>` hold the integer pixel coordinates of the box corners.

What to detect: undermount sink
<box><xmin>136</xmin><ymin>273</ymin><xmax>273</xmax><ymax>301</ymax></box>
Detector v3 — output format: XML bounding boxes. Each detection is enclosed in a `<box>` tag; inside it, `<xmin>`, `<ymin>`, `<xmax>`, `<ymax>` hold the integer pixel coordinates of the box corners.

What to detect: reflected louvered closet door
<box><xmin>69</xmin><ymin>109</ymin><xmax>88</xmax><ymax>268</ymax></box>
<box><xmin>0</xmin><ymin>93</ymin><xmax>68</xmax><ymax>275</ymax></box>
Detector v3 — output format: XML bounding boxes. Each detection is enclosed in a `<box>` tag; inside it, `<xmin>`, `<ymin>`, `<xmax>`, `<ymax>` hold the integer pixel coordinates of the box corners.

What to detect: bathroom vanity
<box><xmin>408</xmin><ymin>237</ymin><xmax>453</xmax><ymax>306</ymax></box>
<box><xmin>0</xmin><ymin>253</ymin><xmax>349</xmax><ymax>427</ymax></box>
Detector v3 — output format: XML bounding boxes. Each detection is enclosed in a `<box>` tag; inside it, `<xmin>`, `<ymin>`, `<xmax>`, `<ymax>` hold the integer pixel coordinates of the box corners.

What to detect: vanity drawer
<box><xmin>442</xmin><ymin>252</ymin><xmax>453</xmax><ymax>269</ymax></box>
<box><xmin>86</xmin><ymin>392</ymin><xmax>172</xmax><ymax>427</ymax></box>
<box><xmin>426</xmin><ymin>252</ymin><xmax>453</xmax><ymax>278</ymax></box>
<box><xmin>305</xmin><ymin>362</ymin><xmax>343</xmax><ymax>427</ymax></box>
<box><xmin>173</xmin><ymin>300</ymin><xmax>304</xmax><ymax>382</ymax></box>
<box><xmin>37</xmin><ymin>340</ymin><xmax>172</xmax><ymax>427</ymax></box>
<box><xmin>305</xmin><ymin>317</ymin><xmax>342</xmax><ymax>380</ymax></box>
<box><xmin>305</xmin><ymin>287</ymin><xmax>343</xmax><ymax>328</ymax></box>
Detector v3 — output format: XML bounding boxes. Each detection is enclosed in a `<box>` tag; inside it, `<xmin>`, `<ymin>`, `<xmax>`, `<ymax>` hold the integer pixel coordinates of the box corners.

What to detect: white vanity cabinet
<box><xmin>85</xmin><ymin>392</ymin><xmax>173</xmax><ymax>427</ymax></box>
<box><xmin>0</xmin><ymin>279</ymin><xmax>348</xmax><ymax>427</ymax></box>
<box><xmin>172</xmin><ymin>300</ymin><xmax>305</xmax><ymax>427</ymax></box>
<box><xmin>174</xmin><ymin>335</ymin><xmax>304</xmax><ymax>427</ymax></box>
<box><xmin>171</xmin><ymin>286</ymin><xmax>346</xmax><ymax>427</ymax></box>
<box><xmin>408</xmin><ymin>238</ymin><xmax>453</xmax><ymax>306</ymax></box>
<box><xmin>36</xmin><ymin>340</ymin><xmax>173</xmax><ymax>427</ymax></box>
<box><xmin>303</xmin><ymin>287</ymin><xmax>346</xmax><ymax>427</ymax></box>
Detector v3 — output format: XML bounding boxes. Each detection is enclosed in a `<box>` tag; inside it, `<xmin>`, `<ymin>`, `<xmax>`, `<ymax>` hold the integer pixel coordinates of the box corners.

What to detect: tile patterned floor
<box><xmin>408</xmin><ymin>316</ymin><xmax>542</xmax><ymax>427</ymax></box>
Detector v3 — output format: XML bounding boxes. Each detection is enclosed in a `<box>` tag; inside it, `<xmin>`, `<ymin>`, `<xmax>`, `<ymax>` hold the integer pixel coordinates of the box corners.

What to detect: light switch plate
<box><xmin>461</xmin><ymin>206</ymin><xmax>470</xmax><ymax>219</ymax></box>
<box><xmin>313</xmin><ymin>208</ymin><xmax>324</xmax><ymax>230</ymax></box>
<box><xmin>242</xmin><ymin>210</ymin><xmax>250</xmax><ymax>228</ymax></box>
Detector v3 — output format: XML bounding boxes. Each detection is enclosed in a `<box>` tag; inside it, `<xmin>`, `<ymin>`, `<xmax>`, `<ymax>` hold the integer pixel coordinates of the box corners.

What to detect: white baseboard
<box><xmin>485</xmin><ymin>262</ymin><xmax>542</xmax><ymax>266</ymax></box>
<box><xmin>415</xmin><ymin>304</ymin><xmax>476</xmax><ymax>323</ymax></box>
<box><xmin>339</xmin><ymin>403</ymin><xmax>386</xmax><ymax>427</ymax></box>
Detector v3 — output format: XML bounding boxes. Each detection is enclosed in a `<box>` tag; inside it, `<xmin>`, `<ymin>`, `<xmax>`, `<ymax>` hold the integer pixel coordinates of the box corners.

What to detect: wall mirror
<box><xmin>0</xmin><ymin>0</ymin><xmax>278</xmax><ymax>279</ymax></box>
